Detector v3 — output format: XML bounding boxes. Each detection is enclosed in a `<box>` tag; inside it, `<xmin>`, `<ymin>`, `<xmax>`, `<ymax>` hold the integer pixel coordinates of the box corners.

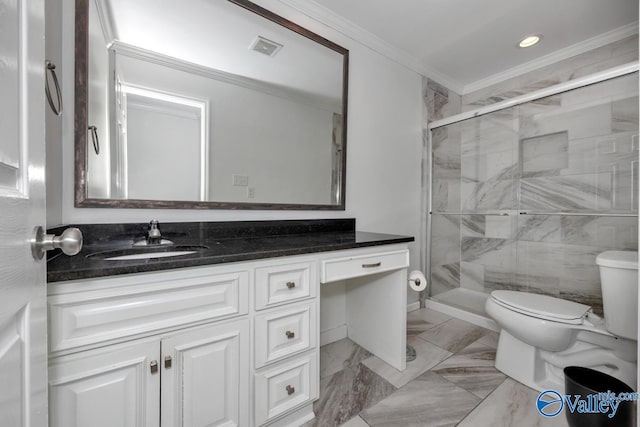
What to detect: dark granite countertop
<box><xmin>47</xmin><ymin>219</ymin><xmax>413</xmax><ymax>283</ymax></box>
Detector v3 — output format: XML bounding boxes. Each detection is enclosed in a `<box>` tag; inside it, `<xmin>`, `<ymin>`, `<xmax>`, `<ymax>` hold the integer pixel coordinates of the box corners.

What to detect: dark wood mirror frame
<box><xmin>74</xmin><ymin>0</ymin><xmax>349</xmax><ymax>210</ymax></box>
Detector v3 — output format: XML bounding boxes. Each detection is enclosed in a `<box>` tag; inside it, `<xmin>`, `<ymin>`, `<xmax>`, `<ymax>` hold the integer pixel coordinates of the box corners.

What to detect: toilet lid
<box><xmin>490</xmin><ymin>290</ymin><xmax>590</xmax><ymax>324</ymax></box>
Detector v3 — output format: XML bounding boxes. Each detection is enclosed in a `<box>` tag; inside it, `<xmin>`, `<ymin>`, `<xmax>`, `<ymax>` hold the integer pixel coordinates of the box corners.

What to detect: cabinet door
<box><xmin>49</xmin><ymin>339</ymin><xmax>160</xmax><ymax>427</ymax></box>
<box><xmin>161</xmin><ymin>319</ymin><xmax>249</xmax><ymax>427</ymax></box>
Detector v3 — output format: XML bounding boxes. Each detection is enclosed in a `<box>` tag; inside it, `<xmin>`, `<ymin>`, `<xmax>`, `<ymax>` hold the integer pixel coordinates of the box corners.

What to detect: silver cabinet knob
<box><xmin>31</xmin><ymin>226</ymin><xmax>83</xmax><ymax>260</ymax></box>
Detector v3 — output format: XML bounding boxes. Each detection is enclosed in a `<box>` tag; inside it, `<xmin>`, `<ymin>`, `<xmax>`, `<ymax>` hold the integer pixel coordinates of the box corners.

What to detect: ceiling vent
<box><xmin>249</xmin><ymin>36</ymin><xmax>283</xmax><ymax>57</ymax></box>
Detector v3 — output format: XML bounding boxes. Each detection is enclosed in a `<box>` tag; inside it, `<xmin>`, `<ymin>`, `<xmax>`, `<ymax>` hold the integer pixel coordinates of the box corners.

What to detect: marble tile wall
<box><xmin>424</xmin><ymin>77</ymin><xmax>462</xmax><ymax>297</ymax></box>
<box><xmin>429</xmin><ymin>69</ymin><xmax>639</xmax><ymax>313</ymax></box>
<box><xmin>462</xmin><ymin>36</ymin><xmax>638</xmax><ymax>110</ymax></box>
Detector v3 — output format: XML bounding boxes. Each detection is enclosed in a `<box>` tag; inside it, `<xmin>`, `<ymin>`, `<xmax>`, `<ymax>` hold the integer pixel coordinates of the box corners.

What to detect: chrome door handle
<box><xmin>31</xmin><ymin>226</ymin><xmax>83</xmax><ymax>260</ymax></box>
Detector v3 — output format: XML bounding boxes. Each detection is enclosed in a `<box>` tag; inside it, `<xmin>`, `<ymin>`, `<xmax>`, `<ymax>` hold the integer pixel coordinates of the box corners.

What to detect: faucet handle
<box><xmin>148</xmin><ymin>220</ymin><xmax>161</xmax><ymax>239</ymax></box>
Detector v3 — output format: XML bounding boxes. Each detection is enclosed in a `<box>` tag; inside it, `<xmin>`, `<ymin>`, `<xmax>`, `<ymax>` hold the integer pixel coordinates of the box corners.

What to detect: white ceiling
<box><xmin>310</xmin><ymin>0</ymin><xmax>638</xmax><ymax>93</ymax></box>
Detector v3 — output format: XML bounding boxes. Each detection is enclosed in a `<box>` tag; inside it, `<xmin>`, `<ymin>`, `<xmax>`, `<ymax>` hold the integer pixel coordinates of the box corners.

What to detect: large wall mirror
<box><xmin>75</xmin><ymin>0</ymin><xmax>348</xmax><ymax>209</ymax></box>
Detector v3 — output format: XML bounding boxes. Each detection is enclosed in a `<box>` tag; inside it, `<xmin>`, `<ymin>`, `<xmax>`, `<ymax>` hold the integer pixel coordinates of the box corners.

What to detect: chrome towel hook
<box><xmin>45</xmin><ymin>60</ymin><xmax>62</xmax><ymax>116</ymax></box>
<box><xmin>88</xmin><ymin>125</ymin><xmax>100</xmax><ymax>155</ymax></box>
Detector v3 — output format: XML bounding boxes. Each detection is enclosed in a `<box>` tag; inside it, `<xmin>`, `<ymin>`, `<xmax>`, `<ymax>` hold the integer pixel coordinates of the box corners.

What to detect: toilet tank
<box><xmin>596</xmin><ymin>251</ymin><xmax>638</xmax><ymax>340</ymax></box>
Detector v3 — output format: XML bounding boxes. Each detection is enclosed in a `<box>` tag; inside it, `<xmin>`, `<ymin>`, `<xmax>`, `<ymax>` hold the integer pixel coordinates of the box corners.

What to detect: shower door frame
<box><xmin>423</xmin><ymin>61</ymin><xmax>640</xmax><ymax>313</ymax></box>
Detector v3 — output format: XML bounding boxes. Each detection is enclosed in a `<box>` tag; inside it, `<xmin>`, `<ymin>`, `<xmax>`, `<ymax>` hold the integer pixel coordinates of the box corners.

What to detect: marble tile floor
<box><xmin>304</xmin><ymin>308</ymin><xmax>568</xmax><ymax>427</ymax></box>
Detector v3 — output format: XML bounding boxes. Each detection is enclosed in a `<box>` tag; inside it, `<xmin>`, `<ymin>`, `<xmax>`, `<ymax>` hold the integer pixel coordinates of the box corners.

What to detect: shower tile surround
<box><xmin>426</xmin><ymin>37</ymin><xmax>639</xmax><ymax>314</ymax></box>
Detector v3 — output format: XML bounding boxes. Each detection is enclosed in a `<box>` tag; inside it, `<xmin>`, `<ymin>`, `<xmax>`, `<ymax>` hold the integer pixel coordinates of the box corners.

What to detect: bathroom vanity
<box><xmin>46</xmin><ymin>220</ymin><xmax>413</xmax><ymax>427</ymax></box>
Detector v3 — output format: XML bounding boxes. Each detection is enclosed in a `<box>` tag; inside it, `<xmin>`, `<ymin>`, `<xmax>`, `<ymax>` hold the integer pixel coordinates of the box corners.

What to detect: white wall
<box><xmin>48</xmin><ymin>0</ymin><xmax>424</xmax><ymax>302</ymax></box>
<box><xmin>45</xmin><ymin>0</ymin><xmax>64</xmax><ymax>227</ymax></box>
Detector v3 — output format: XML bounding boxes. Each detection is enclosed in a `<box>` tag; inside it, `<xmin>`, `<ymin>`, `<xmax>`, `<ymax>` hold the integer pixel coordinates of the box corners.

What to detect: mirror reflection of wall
<box><xmin>84</xmin><ymin>0</ymin><xmax>347</xmax><ymax>208</ymax></box>
<box><xmin>87</xmin><ymin>0</ymin><xmax>110</xmax><ymax>198</ymax></box>
<box><xmin>122</xmin><ymin>87</ymin><xmax>207</xmax><ymax>201</ymax></box>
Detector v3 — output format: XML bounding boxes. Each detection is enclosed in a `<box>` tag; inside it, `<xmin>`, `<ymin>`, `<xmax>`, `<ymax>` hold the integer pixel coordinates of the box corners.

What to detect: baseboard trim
<box><xmin>406</xmin><ymin>301</ymin><xmax>421</xmax><ymax>312</ymax></box>
<box><xmin>424</xmin><ymin>299</ymin><xmax>499</xmax><ymax>331</ymax></box>
<box><xmin>320</xmin><ymin>324</ymin><xmax>348</xmax><ymax>346</ymax></box>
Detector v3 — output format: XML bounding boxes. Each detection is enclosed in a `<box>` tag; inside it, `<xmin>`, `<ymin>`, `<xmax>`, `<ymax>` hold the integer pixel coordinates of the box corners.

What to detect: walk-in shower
<box><xmin>424</xmin><ymin>63</ymin><xmax>639</xmax><ymax>326</ymax></box>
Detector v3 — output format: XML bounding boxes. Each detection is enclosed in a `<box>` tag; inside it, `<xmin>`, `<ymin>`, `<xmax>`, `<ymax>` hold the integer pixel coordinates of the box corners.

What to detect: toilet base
<box><xmin>495</xmin><ymin>330</ymin><xmax>637</xmax><ymax>393</ymax></box>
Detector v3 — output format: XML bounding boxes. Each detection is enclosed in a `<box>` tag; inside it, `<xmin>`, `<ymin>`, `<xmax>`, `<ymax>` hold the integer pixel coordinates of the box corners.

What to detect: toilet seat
<box><xmin>490</xmin><ymin>290</ymin><xmax>590</xmax><ymax>325</ymax></box>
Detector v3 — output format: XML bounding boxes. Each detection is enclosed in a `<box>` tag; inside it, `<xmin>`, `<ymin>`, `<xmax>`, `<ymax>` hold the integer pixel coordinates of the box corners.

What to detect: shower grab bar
<box><xmin>519</xmin><ymin>211</ymin><xmax>637</xmax><ymax>217</ymax></box>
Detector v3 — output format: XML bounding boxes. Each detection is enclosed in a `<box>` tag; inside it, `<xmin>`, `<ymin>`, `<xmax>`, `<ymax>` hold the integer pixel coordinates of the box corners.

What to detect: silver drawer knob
<box><xmin>286</xmin><ymin>281</ymin><xmax>296</xmax><ymax>289</ymax></box>
<box><xmin>286</xmin><ymin>331</ymin><xmax>295</xmax><ymax>339</ymax></box>
<box><xmin>286</xmin><ymin>385</ymin><xmax>295</xmax><ymax>395</ymax></box>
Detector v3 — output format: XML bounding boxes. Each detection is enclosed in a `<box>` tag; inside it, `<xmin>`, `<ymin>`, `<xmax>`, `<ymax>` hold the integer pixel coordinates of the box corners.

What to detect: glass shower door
<box><xmin>429</xmin><ymin>72</ymin><xmax>639</xmax><ymax>318</ymax></box>
<box><xmin>515</xmin><ymin>72</ymin><xmax>639</xmax><ymax>315</ymax></box>
<box><xmin>430</xmin><ymin>107</ymin><xmax>519</xmax><ymax>315</ymax></box>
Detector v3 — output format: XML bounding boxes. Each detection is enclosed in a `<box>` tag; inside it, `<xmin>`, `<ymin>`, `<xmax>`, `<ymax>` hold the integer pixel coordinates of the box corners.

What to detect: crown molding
<box><xmin>277</xmin><ymin>0</ymin><xmax>465</xmax><ymax>94</ymax></box>
<box><xmin>276</xmin><ymin>1</ymin><xmax>636</xmax><ymax>97</ymax></box>
<box><xmin>94</xmin><ymin>0</ymin><xmax>117</xmax><ymax>43</ymax></box>
<box><xmin>112</xmin><ymin>41</ymin><xmax>341</xmax><ymax>112</ymax></box>
<box><xmin>462</xmin><ymin>21</ymin><xmax>639</xmax><ymax>94</ymax></box>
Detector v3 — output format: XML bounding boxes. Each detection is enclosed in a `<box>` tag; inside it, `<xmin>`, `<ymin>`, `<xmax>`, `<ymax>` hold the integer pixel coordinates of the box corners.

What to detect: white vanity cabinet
<box><xmin>48</xmin><ymin>319</ymin><xmax>249</xmax><ymax>427</ymax></box>
<box><xmin>161</xmin><ymin>319</ymin><xmax>250</xmax><ymax>427</ymax></box>
<box><xmin>48</xmin><ymin>263</ymin><xmax>251</xmax><ymax>427</ymax></box>
<box><xmin>47</xmin><ymin>244</ymin><xmax>410</xmax><ymax>427</ymax></box>
<box><xmin>49</xmin><ymin>337</ymin><xmax>161</xmax><ymax>427</ymax></box>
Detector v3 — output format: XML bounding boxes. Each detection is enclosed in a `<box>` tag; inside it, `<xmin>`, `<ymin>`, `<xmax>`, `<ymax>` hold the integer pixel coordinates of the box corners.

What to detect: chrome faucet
<box><xmin>133</xmin><ymin>220</ymin><xmax>173</xmax><ymax>246</ymax></box>
<box><xmin>147</xmin><ymin>219</ymin><xmax>162</xmax><ymax>245</ymax></box>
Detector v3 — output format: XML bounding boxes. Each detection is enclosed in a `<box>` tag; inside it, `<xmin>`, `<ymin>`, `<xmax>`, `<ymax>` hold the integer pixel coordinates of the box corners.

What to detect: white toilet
<box><xmin>486</xmin><ymin>250</ymin><xmax>638</xmax><ymax>393</ymax></box>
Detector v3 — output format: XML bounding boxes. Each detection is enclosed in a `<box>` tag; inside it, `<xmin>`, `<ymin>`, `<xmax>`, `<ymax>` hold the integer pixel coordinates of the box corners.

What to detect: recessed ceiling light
<box><xmin>518</xmin><ymin>35</ymin><xmax>542</xmax><ymax>48</ymax></box>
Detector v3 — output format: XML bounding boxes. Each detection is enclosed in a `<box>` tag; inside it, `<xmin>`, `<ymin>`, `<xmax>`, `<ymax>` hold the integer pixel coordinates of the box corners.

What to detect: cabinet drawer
<box><xmin>321</xmin><ymin>249</ymin><xmax>409</xmax><ymax>283</ymax></box>
<box><xmin>49</xmin><ymin>270</ymin><xmax>248</xmax><ymax>354</ymax></box>
<box><xmin>255</xmin><ymin>261</ymin><xmax>315</xmax><ymax>310</ymax></box>
<box><xmin>254</xmin><ymin>353</ymin><xmax>318</xmax><ymax>426</ymax></box>
<box><xmin>255</xmin><ymin>303</ymin><xmax>316</xmax><ymax>368</ymax></box>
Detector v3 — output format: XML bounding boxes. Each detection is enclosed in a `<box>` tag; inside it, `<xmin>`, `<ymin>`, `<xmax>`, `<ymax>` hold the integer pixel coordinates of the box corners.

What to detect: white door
<box><xmin>0</xmin><ymin>0</ymin><xmax>47</xmax><ymax>425</ymax></box>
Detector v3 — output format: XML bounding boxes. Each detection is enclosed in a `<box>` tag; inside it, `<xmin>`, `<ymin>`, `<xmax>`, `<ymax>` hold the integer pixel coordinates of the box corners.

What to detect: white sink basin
<box><xmin>86</xmin><ymin>245</ymin><xmax>208</xmax><ymax>261</ymax></box>
<box><xmin>103</xmin><ymin>250</ymin><xmax>198</xmax><ymax>261</ymax></box>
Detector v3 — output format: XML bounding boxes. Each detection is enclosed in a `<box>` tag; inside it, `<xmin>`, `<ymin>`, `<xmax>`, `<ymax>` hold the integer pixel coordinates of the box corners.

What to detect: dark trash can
<box><xmin>564</xmin><ymin>366</ymin><xmax>637</xmax><ymax>427</ymax></box>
